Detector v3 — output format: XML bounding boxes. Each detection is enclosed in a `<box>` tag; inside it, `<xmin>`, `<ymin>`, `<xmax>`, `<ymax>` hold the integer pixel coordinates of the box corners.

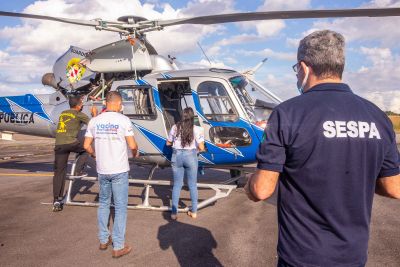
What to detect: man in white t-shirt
<box><xmin>84</xmin><ymin>91</ymin><xmax>138</xmax><ymax>258</ymax></box>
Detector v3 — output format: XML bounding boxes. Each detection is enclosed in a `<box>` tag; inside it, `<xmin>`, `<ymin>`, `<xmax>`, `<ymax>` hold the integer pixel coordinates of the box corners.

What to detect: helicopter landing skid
<box><xmin>62</xmin><ymin>163</ymin><xmax>238</xmax><ymax>212</ymax></box>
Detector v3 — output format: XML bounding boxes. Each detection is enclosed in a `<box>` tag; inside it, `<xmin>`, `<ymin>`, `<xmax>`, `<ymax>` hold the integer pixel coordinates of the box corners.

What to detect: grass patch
<box><xmin>389</xmin><ymin>116</ymin><xmax>400</xmax><ymax>133</ymax></box>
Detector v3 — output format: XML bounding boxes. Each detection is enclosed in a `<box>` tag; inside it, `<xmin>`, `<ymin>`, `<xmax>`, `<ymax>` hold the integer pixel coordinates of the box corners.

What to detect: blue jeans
<box><xmin>98</xmin><ymin>172</ymin><xmax>129</xmax><ymax>250</ymax></box>
<box><xmin>171</xmin><ymin>149</ymin><xmax>198</xmax><ymax>214</ymax></box>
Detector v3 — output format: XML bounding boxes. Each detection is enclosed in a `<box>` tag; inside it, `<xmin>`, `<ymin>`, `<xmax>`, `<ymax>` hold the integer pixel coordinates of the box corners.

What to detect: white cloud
<box><xmin>206</xmin><ymin>46</ymin><xmax>222</xmax><ymax>57</ymax></box>
<box><xmin>286</xmin><ymin>37</ymin><xmax>300</xmax><ymax>48</ymax></box>
<box><xmin>284</xmin><ymin>0</ymin><xmax>400</xmax><ymax>111</ymax></box>
<box><xmin>359</xmin><ymin>47</ymin><xmax>392</xmax><ymax>67</ymax></box>
<box><xmin>209</xmin><ymin>0</ymin><xmax>310</xmax><ymax>59</ymax></box>
<box><xmin>343</xmin><ymin>46</ymin><xmax>400</xmax><ymax>112</ymax></box>
<box><xmin>0</xmin><ymin>83</ymin><xmax>53</xmax><ymax>96</ymax></box>
<box><xmin>254</xmin><ymin>20</ymin><xmax>286</xmax><ymax>38</ymax></box>
<box><xmin>183</xmin><ymin>0</ymin><xmax>236</xmax><ymax>16</ymax></box>
<box><xmin>224</xmin><ymin>57</ymin><xmax>238</xmax><ymax>64</ymax></box>
<box><xmin>257</xmin><ymin>72</ymin><xmax>298</xmax><ymax>100</ymax></box>
<box><xmin>0</xmin><ymin>50</ymin><xmax>51</xmax><ymax>83</ymax></box>
<box><xmin>239</xmin><ymin>48</ymin><xmax>296</xmax><ymax>61</ymax></box>
<box><xmin>363</xmin><ymin>91</ymin><xmax>400</xmax><ymax>113</ymax></box>
<box><xmin>257</xmin><ymin>0</ymin><xmax>311</xmax><ymax>11</ymax></box>
<box><xmin>309</xmin><ymin>0</ymin><xmax>400</xmax><ymax>46</ymax></box>
<box><xmin>0</xmin><ymin>0</ymin><xmax>220</xmax><ymax>56</ymax></box>
<box><xmin>179</xmin><ymin>58</ymin><xmax>231</xmax><ymax>69</ymax></box>
<box><xmin>214</xmin><ymin>34</ymin><xmax>261</xmax><ymax>46</ymax></box>
<box><xmin>0</xmin><ymin>0</ymin><xmax>234</xmax><ymax>95</ymax></box>
<box><xmin>253</xmin><ymin>44</ymin><xmax>400</xmax><ymax>113</ymax></box>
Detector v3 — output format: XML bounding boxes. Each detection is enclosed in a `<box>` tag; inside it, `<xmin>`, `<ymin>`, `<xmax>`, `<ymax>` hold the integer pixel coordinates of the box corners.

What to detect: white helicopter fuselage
<box><xmin>0</xmin><ymin>68</ymin><xmax>280</xmax><ymax>167</ymax></box>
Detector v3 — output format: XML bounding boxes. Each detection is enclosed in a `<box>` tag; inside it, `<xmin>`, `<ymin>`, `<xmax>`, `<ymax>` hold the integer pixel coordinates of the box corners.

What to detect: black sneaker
<box><xmin>52</xmin><ymin>201</ymin><xmax>63</xmax><ymax>212</ymax></box>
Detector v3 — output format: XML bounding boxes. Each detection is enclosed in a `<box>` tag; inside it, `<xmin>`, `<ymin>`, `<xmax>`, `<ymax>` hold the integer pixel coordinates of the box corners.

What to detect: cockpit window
<box><xmin>197</xmin><ymin>81</ymin><xmax>238</xmax><ymax>122</ymax></box>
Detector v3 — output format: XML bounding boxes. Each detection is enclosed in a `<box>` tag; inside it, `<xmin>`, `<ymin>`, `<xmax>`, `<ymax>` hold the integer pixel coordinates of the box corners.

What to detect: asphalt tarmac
<box><xmin>0</xmin><ymin>135</ymin><xmax>399</xmax><ymax>266</ymax></box>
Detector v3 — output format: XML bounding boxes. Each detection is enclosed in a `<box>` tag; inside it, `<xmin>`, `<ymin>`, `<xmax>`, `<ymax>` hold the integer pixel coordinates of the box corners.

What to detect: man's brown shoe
<box><xmin>112</xmin><ymin>245</ymin><xmax>132</xmax><ymax>258</ymax></box>
<box><xmin>99</xmin><ymin>236</ymin><xmax>112</xmax><ymax>250</ymax></box>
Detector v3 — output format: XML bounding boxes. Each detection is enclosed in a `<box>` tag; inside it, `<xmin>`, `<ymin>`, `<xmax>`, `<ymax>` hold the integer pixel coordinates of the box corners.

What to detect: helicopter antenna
<box><xmin>197</xmin><ymin>42</ymin><xmax>212</xmax><ymax>66</ymax></box>
<box><xmin>242</xmin><ymin>58</ymin><xmax>268</xmax><ymax>78</ymax></box>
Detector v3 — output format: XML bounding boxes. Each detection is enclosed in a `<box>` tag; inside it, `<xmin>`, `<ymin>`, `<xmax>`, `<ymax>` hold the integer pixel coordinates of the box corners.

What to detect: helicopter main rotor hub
<box><xmin>118</xmin><ymin>15</ymin><xmax>147</xmax><ymax>24</ymax></box>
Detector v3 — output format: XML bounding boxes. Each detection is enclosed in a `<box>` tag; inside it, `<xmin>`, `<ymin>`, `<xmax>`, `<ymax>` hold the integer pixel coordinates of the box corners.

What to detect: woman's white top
<box><xmin>167</xmin><ymin>125</ymin><xmax>205</xmax><ymax>150</ymax></box>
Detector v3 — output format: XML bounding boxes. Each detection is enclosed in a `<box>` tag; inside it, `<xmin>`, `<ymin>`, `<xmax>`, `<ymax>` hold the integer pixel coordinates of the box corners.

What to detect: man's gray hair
<box><xmin>298</xmin><ymin>30</ymin><xmax>345</xmax><ymax>79</ymax></box>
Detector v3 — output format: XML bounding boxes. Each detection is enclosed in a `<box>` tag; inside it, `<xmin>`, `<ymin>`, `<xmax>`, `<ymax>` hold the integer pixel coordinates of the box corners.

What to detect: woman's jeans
<box><xmin>171</xmin><ymin>149</ymin><xmax>198</xmax><ymax>214</ymax></box>
<box><xmin>98</xmin><ymin>171</ymin><xmax>129</xmax><ymax>250</ymax></box>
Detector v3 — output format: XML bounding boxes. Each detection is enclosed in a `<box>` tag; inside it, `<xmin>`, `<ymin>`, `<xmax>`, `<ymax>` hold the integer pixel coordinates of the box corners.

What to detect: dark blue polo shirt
<box><xmin>257</xmin><ymin>83</ymin><xmax>400</xmax><ymax>267</ymax></box>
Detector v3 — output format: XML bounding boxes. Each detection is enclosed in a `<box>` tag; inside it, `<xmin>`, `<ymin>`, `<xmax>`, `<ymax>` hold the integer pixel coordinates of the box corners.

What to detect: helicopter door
<box><xmin>189</xmin><ymin>77</ymin><xmax>258</xmax><ymax>165</ymax></box>
<box><xmin>157</xmin><ymin>79</ymin><xmax>197</xmax><ymax>133</ymax></box>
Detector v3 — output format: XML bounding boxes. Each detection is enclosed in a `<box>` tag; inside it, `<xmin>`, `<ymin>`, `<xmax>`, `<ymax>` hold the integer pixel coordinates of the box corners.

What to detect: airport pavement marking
<box><xmin>0</xmin><ymin>172</ymin><xmax>53</xmax><ymax>177</ymax></box>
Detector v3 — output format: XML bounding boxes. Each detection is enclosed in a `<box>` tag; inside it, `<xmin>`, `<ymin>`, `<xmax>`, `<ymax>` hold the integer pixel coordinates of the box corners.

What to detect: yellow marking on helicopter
<box><xmin>66</xmin><ymin>57</ymin><xmax>86</xmax><ymax>83</ymax></box>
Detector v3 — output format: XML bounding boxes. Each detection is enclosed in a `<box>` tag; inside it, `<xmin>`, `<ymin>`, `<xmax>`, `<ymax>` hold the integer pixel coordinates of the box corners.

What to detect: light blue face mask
<box><xmin>297</xmin><ymin>65</ymin><xmax>309</xmax><ymax>95</ymax></box>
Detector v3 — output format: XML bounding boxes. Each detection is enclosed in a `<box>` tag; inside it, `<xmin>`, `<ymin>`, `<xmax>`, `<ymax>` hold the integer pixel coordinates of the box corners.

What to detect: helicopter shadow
<box><xmin>148</xmin><ymin>165</ymin><xmax>228</xmax><ymax>211</ymax></box>
<box><xmin>157</xmin><ymin>212</ymin><xmax>223</xmax><ymax>267</ymax></box>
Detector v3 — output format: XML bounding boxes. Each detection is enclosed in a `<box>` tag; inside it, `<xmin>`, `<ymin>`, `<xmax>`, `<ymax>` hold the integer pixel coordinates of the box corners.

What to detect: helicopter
<box><xmin>1</xmin><ymin>7</ymin><xmax>400</xmax><ymax>211</ymax></box>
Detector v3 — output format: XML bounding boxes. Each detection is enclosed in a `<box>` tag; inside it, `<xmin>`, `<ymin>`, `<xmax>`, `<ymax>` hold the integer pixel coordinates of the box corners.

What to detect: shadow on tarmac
<box><xmin>0</xmin><ymin>160</ymin><xmax>54</xmax><ymax>173</ymax></box>
<box><xmin>157</xmin><ymin>212</ymin><xmax>223</xmax><ymax>267</ymax></box>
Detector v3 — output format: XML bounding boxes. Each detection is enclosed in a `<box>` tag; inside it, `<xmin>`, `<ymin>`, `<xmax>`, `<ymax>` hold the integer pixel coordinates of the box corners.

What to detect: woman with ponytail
<box><xmin>166</xmin><ymin>107</ymin><xmax>205</xmax><ymax>220</ymax></box>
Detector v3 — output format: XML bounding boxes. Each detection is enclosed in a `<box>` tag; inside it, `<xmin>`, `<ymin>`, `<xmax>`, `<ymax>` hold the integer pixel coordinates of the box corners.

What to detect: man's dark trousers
<box><xmin>53</xmin><ymin>141</ymin><xmax>88</xmax><ymax>201</ymax></box>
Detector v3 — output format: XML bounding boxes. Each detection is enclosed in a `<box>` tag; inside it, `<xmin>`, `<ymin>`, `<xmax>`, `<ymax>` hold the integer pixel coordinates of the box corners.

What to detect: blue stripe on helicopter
<box><xmin>160</xmin><ymin>73</ymin><xmax>173</xmax><ymax>79</ymax></box>
<box><xmin>0</xmin><ymin>94</ymin><xmax>54</xmax><ymax>123</ymax></box>
<box><xmin>198</xmin><ymin>154</ymin><xmax>215</xmax><ymax>165</ymax></box>
<box><xmin>135</xmin><ymin>122</ymin><xmax>255</xmax><ymax>165</ymax></box>
<box><xmin>132</xmin><ymin>123</ymin><xmax>215</xmax><ymax>165</ymax></box>
<box><xmin>132</xmin><ymin>123</ymin><xmax>170</xmax><ymax>160</ymax></box>
<box><xmin>239</xmin><ymin>117</ymin><xmax>265</xmax><ymax>141</ymax></box>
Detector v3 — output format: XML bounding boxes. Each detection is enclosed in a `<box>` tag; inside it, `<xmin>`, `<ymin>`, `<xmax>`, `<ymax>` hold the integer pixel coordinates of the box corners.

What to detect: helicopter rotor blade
<box><xmin>0</xmin><ymin>10</ymin><xmax>131</xmax><ymax>34</ymax></box>
<box><xmin>157</xmin><ymin>8</ymin><xmax>400</xmax><ymax>27</ymax></box>
<box><xmin>2</xmin><ymin>8</ymin><xmax>400</xmax><ymax>35</ymax></box>
<box><xmin>0</xmin><ymin>11</ymin><xmax>101</xmax><ymax>27</ymax></box>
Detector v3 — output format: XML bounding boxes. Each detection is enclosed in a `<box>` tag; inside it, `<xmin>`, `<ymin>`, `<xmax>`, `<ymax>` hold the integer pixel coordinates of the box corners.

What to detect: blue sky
<box><xmin>0</xmin><ymin>0</ymin><xmax>399</xmax><ymax>112</ymax></box>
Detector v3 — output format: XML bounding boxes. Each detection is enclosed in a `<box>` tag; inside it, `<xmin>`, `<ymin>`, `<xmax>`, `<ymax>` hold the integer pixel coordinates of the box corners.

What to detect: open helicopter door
<box><xmin>188</xmin><ymin>76</ymin><xmax>261</xmax><ymax>166</ymax></box>
<box><xmin>157</xmin><ymin>78</ymin><xmax>199</xmax><ymax>160</ymax></box>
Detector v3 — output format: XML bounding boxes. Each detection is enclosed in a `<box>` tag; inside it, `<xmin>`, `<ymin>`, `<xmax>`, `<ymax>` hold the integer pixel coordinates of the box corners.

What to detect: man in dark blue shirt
<box><xmin>245</xmin><ymin>30</ymin><xmax>400</xmax><ymax>267</ymax></box>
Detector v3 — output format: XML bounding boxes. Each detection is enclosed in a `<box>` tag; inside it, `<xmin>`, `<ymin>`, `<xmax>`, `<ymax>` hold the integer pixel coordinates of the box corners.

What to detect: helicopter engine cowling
<box><xmin>82</xmin><ymin>38</ymin><xmax>177</xmax><ymax>73</ymax></box>
<box><xmin>150</xmin><ymin>55</ymin><xmax>178</xmax><ymax>72</ymax></box>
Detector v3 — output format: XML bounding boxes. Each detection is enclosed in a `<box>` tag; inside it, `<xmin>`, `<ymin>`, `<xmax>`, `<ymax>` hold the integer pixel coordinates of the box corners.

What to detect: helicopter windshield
<box><xmin>229</xmin><ymin>76</ymin><xmax>280</xmax><ymax>127</ymax></box>
<box><xmin>229</xmin><ymin>76</ymin><xmax>256</xmax><ymax>122</ymax></box>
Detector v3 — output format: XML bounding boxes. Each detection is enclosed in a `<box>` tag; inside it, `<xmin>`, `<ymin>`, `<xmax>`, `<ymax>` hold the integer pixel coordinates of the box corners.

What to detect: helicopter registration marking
<box><xmin>0</xmin><ymin>112</ymin><xmax>34</xmax><ymax>124</ymax></box>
